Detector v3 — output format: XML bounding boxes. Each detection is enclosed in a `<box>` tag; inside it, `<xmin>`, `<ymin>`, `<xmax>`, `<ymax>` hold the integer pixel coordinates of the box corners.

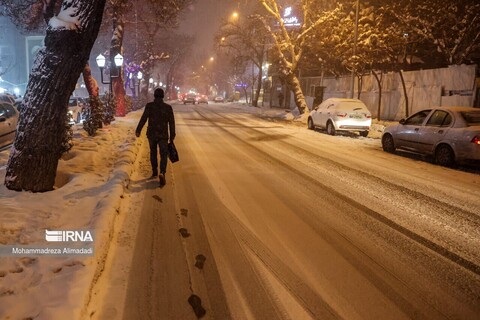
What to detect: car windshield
<box><xmin>461</xmin><ymin>111</ymin><xmax>480</xmax><ymax>125</ymax></box>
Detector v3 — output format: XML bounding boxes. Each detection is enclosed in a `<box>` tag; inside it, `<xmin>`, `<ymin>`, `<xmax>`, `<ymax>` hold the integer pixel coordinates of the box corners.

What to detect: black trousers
<box><xmin>148</xmin><ymin>138</ymin><xmax>169</xmax><ymax>174</ymax></box>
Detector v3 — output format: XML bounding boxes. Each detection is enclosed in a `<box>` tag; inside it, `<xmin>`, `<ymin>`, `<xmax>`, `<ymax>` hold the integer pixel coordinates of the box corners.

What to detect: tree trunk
<box><xmin>5</xmin><ymin>0</ymin><xmax>106</xmax><ymax>192</ymax></box>
<box><xmin>242</xmin><ymin>87</ymin><xmax>249</xmax><ymax>104</ymax></box>
<box><xmin>372</xmin><ymin>70</ymin><xmax>382</xmax><ymax>121</ymax></box>
<box><xmin>83</xmin><ymin>63</ymin><xmax>99</xmax><ymax>97</ymax></box>
<box><xmin>398</xmin><ymin>69</ymin><xmax>409</xmax><ymax>118</ymax></box>
<box><xmin>82</xmin><ymin>63</ymin><xmax>103</xmax><ymax>133</ymax></box>
<box><xmin>357</xmin><ymin>74</ymin><xmax>363</xmax><ymax>100</ymax></box>
<box><xmin>253</xmin><ymin>67</ymin><xmax>262</xmax><ymax>108</ymax></box>
<box><xmin>286</xmin><ymin>72</ymin><xmax>308</xmax><ymax>114</ymax></box>
<box><xmin>111</xmin><ymin>12</ymin><xmax>126</xmax><ymax>116</ymax></box>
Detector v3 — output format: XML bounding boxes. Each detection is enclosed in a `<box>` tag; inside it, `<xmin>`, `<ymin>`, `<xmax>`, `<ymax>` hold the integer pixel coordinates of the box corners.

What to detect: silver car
<box><xmin>0</xmin><ymin>102</ymin><xmax>19</xmax><ymax>149</ymax></box>
<box><xmin>308</xmin><ymin>98</ymin><xmax>372</xmax><ymax>137</ymax></box>
<box><xmin>381</xmin><ymin>107</ymin><xmax>480</xmax><ymax>166</ymax></box>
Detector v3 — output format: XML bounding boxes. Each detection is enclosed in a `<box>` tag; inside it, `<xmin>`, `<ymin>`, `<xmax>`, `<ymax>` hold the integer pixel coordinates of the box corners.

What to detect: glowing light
<box><xmin>114</xmin><ymin>53</ymin><xmax>124</xmax><ymax>67</ymax></box>
<box><xmin>95</xmin><ymin>54</ymin><xmax>106</xmax><ymax>68</ymax></box>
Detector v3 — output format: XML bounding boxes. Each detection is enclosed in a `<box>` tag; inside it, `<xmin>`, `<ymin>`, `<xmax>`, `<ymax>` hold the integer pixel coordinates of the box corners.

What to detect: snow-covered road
<box><xmin>92</xmin><ymin>103</ymin><xmax>480</xmax><ymax>319</ymax></box>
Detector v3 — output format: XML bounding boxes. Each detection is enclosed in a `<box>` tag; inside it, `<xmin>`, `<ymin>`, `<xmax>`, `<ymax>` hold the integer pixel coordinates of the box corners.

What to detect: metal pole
<box><xmin>350</xmin><ymin>0</ymin><xmax>360</xmax><ymax>99</ymax></box>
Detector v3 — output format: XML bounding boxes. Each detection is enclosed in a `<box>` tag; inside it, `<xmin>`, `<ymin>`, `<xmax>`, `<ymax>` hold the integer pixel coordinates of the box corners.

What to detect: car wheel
<box><xmin>360</xmin><ymin>130</ymin><xmax>369</xmax><ymax>137</ymax></box>
<box><xmin>307</xmin><ymin>117</ymin><xmax>314</xmax><ymax>130</ymax></box>
<box><xmin>326</xmin><ymin>121</ymin><xmax>336</xmax><ymax>136</ymax></box>
<box><xmin>435</xmin><ymin>144</ymin><xmax>455</xmax><ymax>167</ymax></box>
<box><xmin>382</xmin><ymin>134</ymin><xmax>395</xmax><ymax>153</ymax></box>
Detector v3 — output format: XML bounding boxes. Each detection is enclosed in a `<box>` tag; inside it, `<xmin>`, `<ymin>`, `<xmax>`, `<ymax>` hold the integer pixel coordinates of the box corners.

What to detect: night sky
<box><xmin>179</xmin><ymin>0</ymin><xmax>237</xmax><ymax>55</ymax></box>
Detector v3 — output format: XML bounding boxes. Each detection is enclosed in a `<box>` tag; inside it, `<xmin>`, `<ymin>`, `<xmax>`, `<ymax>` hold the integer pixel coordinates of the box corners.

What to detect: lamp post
<box><xmin>127</xmin><ymin>70</ymin><xmax>143</xmax><ymax>98</ymax></box>
<box><xmin>136</xmin><ymin>71</ymin><xmax>143</xmax><ymax>97</ymax></box>
<box><xmin>149</xmin><ymin>78</ymin><xmax>154</xmax><ymax>92</ymax></box>
<box><xmin>96</xmin><ymin>53</ymin><xmax>124</xmax><ymax>94</ymax></box>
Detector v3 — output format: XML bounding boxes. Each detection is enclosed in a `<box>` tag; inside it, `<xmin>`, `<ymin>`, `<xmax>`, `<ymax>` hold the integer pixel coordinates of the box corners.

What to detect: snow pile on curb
<box><xmin>0</xmin><ymin>111</ymin><xmax>143</xmax><ymax>320</ymax></box>
<box><xmin>279</xmin><ymin>109</ymin><xmax>308</xmax><ymax>123</ymax></box>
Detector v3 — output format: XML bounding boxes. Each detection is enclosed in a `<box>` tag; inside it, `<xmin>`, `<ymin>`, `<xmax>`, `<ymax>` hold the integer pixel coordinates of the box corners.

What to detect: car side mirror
<box><xmin>399</xmin><ymin>118</ymin><xmax>406</xmax><ymax>125</ymax></box>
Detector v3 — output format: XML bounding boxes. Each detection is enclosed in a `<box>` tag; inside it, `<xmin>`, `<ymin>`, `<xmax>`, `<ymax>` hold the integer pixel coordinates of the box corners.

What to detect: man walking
<box><xmin>136</xmin><ymin>88</ymin><xmax>175</xmax><ymax>186</ymax></box>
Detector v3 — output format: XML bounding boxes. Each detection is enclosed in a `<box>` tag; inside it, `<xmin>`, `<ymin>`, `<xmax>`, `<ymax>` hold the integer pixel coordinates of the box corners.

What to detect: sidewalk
<box><xmin>0</xmin><ymin>112</ymin><xmax>142</xmax><ymax>319</ymax></box>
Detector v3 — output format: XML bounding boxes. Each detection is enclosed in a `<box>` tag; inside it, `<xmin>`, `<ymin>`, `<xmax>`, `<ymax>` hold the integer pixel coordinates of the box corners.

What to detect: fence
<box><xmin>298</xmin><ymin>64</ymin><xmax>478</xmax><ymax>120</ymax></box>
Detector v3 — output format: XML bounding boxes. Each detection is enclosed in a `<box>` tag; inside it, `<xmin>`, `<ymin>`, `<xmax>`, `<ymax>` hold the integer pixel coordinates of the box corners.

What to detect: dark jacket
<box><xmin>136</xmin><ymin>98</ymin><xmax>175</xmax><ymax>141</ymax></box>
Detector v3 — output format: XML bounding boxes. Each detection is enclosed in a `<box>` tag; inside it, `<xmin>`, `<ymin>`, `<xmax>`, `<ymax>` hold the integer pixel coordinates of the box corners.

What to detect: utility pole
<box><xmin>350</xmin><ymin>0</ymin><xmax>360</xmax><ymax>99</ymax></box>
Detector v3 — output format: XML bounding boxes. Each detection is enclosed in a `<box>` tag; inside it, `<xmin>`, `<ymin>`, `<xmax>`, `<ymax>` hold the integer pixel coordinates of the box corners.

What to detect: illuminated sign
<box><xmin>282</xmin><ymin>6</ymin><xmax>301</xmax><ymax>27</ymax></box>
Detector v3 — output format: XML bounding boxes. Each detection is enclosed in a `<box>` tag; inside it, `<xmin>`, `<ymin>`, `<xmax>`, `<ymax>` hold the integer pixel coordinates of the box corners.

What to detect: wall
<box><xmin>299</xmin><ymin>64</ymin><xmax>478</xmax><ymax>120</ymax></box>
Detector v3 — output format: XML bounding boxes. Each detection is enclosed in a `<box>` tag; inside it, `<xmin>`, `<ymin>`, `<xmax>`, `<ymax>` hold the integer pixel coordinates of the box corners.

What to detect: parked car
<box><xmin>214</xmin><ymin>96</ymin><xmax>224</xmax><ymax>103</ymax></box>
<box><xmin>68</xmin><ymin>97</ymin><xmax>85</xmax><ymax>124</ymax></box>
<box><xmin>0</xmin><ymin>102</ymin><xmax>19</xmax><ymax>149</ymax></box>
<box><xmin>196</xmin><ymin>95</ymin><xmax>209</xmax><ymax>104</ymax></box>
<box><xmin>381</xmin><ymin>106</ymin><xmax>480</xmax><ymax>166</ymax></box>
<box><xmin>308</xmin><ymin>98</ymin><xmax>372</xmax><ymax>137</ymax></box>
<box><xmin>183</xmin><ymin>94</ymin><xmax>197</xmax><ymax>105</ymax></box>
<box><xmin>0</xmin><ymin>94</ymin><xmax>15</xmax><ymax>105</ymax></box>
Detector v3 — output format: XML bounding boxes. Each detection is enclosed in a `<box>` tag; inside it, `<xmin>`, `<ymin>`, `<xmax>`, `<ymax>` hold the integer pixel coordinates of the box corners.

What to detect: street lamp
<box><xmin>136</xmin><ymin>71</ymin><xmax>142</xmax><ymax>97</ymax></box>
<box><xmin>114</xmin><ymin>53</ymin><xmax>124</xmax><ymax>67</ymax></box>
<box><xmin>96</xmin><ymin>54</ymin><xmax>106</xmax><ymax>68</ymax></box>
<box><xmin>96</xmin><ymin>53</ymin><xmax>124</xmax><ymax>94</ymax></box>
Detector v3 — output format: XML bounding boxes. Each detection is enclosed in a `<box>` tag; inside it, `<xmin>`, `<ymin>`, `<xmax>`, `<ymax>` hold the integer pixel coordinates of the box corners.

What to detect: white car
<box><xmin>0</xmin><ymin>102</ymin><xmax>19</xmax><ymax>149</ymax></box>
<box><xmin>381</xmin><ymin>106</ymin><xmax>480</xmax><ymax>166</ymax></box>
<box><xmin>214</xmin><ymin>96</ymin><xmax>224</xmax><ymax>103</ymax></box>
<box><xmin>68</xmin><ymin>97</ymin><xmax>85</xmax><ymax>124</ymax></box>
<box><xmin>308</xmin><ymin>98</ymin><xmax>372</xmax><ymax>137</ymax></box>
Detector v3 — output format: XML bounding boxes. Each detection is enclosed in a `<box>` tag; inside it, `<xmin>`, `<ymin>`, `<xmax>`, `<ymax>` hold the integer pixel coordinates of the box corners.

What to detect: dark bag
<box><xmin>168</xmin><ymin>142</ymin><xmax>179</xmax><ymax>163</ymax></box>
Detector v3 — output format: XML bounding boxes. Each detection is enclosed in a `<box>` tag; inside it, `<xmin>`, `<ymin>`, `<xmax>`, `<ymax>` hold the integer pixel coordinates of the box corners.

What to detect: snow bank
<box><xmin>0</xmin><ymin>111</ymin><xmax>142</xmax><ymax>319</ymax></box>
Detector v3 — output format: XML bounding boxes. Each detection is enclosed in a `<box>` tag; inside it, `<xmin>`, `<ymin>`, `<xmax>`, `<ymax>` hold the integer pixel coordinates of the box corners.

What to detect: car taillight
<box><xmin>471</xmin><ymin>136</ymin><xmax>480</xmax><ymax>145</ymax></box>
<box><xmin>337</xmin><ymin>113</ymin><xmax>347</xmax><ymax>117</ymax></box>
<box><xmin>366</xmin><ymin>114</ymin><xmax>371</xmax><ymax>118</ymax></box>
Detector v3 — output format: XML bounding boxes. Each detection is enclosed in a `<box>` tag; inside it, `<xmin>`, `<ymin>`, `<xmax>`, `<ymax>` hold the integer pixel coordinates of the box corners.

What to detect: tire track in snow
<box><xmin>179</xmin><ymin>110</ymin><xmax>341</xmax><ymax>319</ymax></box>
<box><xmin>214</xmin><ymin>111</ymin><xmax>480</xmax><ymax>225</ymax></box>
<box><xmin>195</xmin><ymin>109</ymin><xmax>480</xmax><ymax>277</ymax></box>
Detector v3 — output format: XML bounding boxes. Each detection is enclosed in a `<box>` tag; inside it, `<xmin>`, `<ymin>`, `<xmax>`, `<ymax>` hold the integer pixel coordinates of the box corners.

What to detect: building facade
<box><xmin>0</xmin><ymin>16</ymin><xmax>41</xmax><ymax>97</ymax></box>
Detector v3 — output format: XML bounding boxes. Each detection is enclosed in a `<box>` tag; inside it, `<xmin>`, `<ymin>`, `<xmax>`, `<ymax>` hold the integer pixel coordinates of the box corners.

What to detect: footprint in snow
<box><xmin>188</xmin><ymin>294</ymin><xmax>206</xmax><ymax>318</ymax></box>
<box><xmin>195</xmin><ymin>254</ymin><xmax>206</xmax><ymax>270</ymax></box>
<box><xmin>179</xmin><ymin>228</ymin><xmax>191</xmax><ymax>238</ymax></box>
